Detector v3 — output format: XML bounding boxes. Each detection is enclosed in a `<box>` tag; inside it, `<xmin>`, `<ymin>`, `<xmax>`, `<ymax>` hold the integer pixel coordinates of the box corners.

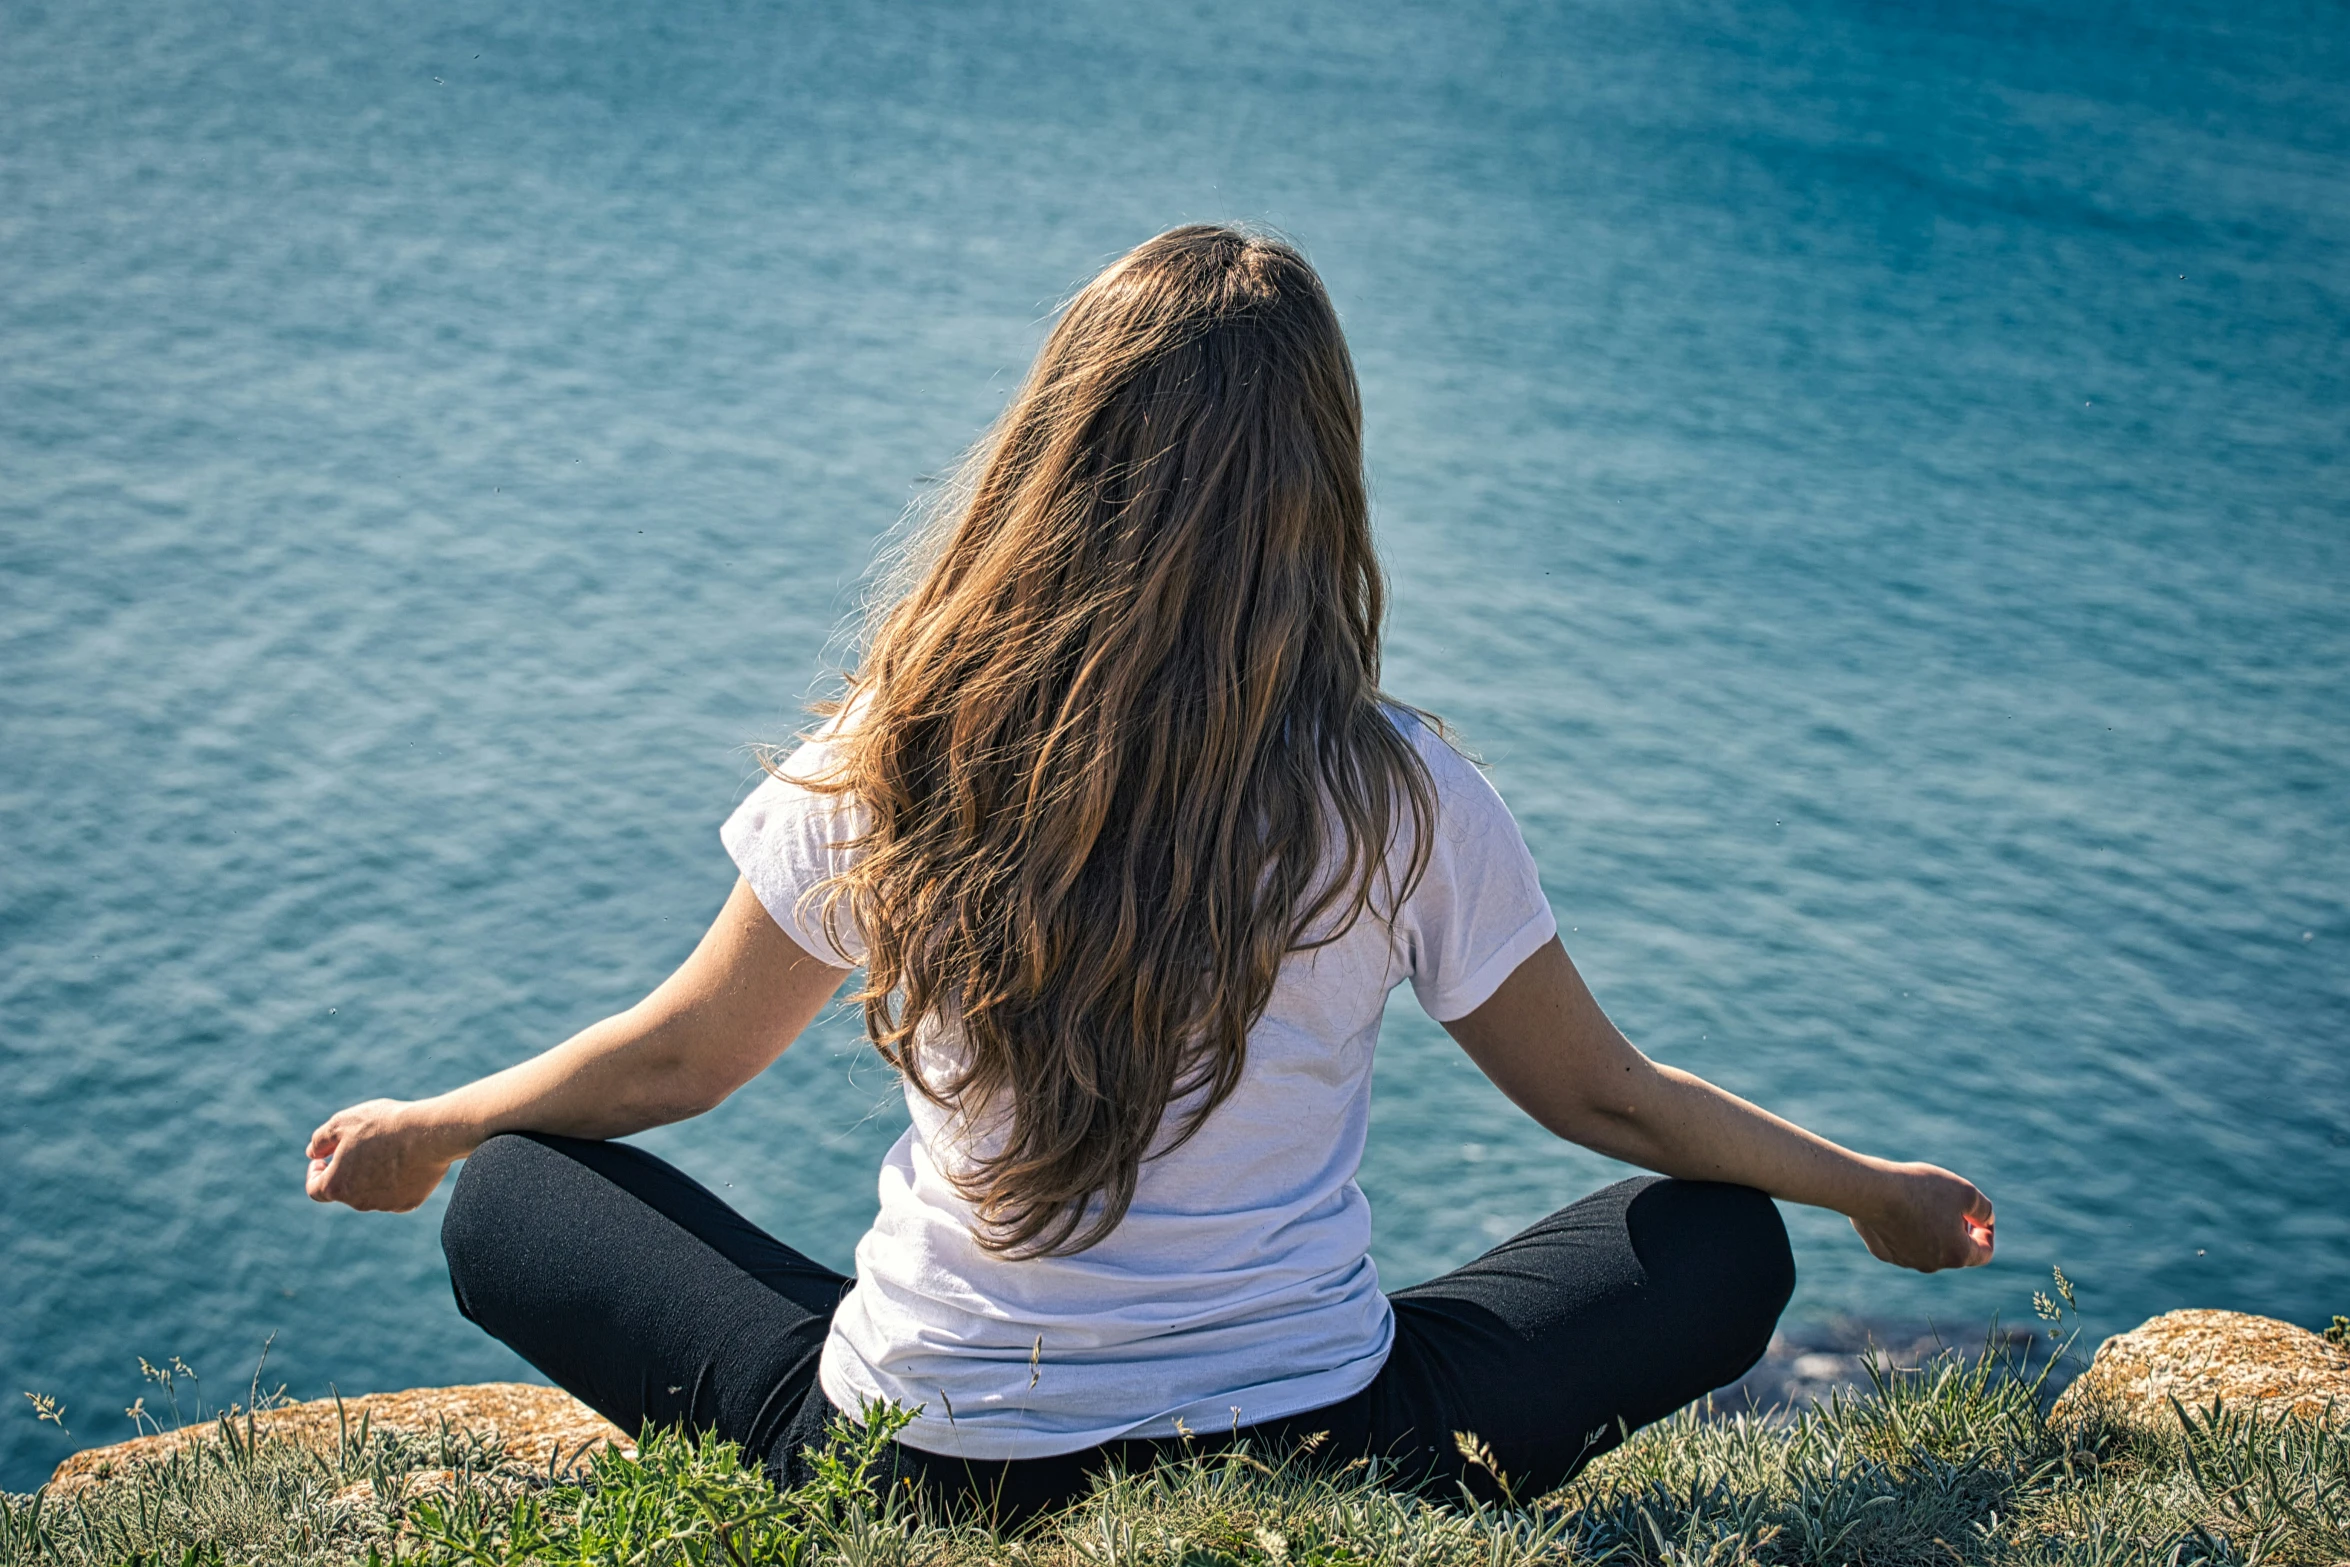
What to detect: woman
<box><xmin>305</xmin><ymin>225</ymin><xmax>1993</xmax><ymax>1518</ymax></box>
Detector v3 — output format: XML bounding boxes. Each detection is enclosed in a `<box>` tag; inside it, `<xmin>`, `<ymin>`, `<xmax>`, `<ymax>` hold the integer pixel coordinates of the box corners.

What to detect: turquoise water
<box><xmin>4</xmin><ymin>0</ymin><xmax>2346</xmax><ymax>1490</ymax></box>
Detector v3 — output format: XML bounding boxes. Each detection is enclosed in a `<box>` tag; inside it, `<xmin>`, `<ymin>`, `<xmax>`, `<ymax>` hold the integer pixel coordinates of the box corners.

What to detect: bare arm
<box><xmin>1441</xmin><ymin>937</ymin><xmax>1993</xmax><ymax>1272</ymax></box>
<box><xmin>305</xmin><ymin>877</ymin><xmax>853</xmax><ymax>1212</ymax></box>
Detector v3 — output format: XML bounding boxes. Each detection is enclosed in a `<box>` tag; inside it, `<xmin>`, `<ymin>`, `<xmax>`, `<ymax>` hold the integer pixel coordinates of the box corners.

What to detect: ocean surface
<box><xmin>3</xmin><ymin>0</ymin><xmax>2345</xmax><ymax>1491</ymax></box>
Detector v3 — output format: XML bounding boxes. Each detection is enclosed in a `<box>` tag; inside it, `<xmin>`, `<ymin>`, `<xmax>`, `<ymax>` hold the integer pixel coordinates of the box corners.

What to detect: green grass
<box><xmin>7</xmin><ymin>1340</ymin><xmax>2347</xmax><ymax>1567</ymax></box>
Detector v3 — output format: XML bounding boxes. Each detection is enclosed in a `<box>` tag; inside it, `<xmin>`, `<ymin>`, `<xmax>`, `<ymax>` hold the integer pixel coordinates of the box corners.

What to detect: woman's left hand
<box><xmin>1849</xmin><ymin>1161</ymin><xmax>1995</xmax><ymax>1272</ymax></box>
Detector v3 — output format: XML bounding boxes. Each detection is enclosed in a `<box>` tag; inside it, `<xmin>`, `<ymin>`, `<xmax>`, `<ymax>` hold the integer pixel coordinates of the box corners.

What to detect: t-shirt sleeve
<box><xmin>719</xmin><ymin>736</ymin><xmax>869</xmax><ymax>969</ymax></box>
<box><xmin>1396</xmin><ymin>724</ymin><xmax>1558</xmax><ymax>1022</ymax></box>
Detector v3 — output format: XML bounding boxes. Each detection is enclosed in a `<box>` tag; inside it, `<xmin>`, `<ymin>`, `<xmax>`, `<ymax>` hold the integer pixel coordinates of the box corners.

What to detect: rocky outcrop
<box><xmin>2051</xmin><ymin>1309</ymin><xmax>2350</xmax><ymax>1429</ymax></box>
<box><xmin>48</xmin><ymin>1382</ymin><xmax>630</xmax><ymax>1497</ymax></box>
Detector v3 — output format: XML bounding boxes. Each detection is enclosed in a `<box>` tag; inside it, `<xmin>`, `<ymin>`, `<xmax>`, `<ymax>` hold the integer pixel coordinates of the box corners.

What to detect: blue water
<box><xmin>4</xmin><ymin>0</ymin><xmax>2346</xmax><ymax>1491</ymax></box>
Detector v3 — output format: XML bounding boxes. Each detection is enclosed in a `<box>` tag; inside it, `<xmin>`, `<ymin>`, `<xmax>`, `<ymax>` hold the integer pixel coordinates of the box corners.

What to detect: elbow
<box><xmin>616</xmin><ymin>1053</ymin><xmax>734</xmax><ymax>1129</ymax></box>
<box><xmin>659</xmin><ymin>1033</ymin><xmax>793</xmax><ymax>1122</ymax></box>
<box><xmin>618</xmin><ymin>1002</ymin><xmax>798</xmax><ymax>1130</ymax></box>
<box><xmin>1545</xmin><ymin>1094</ymin><xmax>1651</xmax><ymax>1159</ymax></box>
<box><xmin>665</xmin><ymin>1068</ymin><xmax>738</xmax><ymax>1121</ymax></box>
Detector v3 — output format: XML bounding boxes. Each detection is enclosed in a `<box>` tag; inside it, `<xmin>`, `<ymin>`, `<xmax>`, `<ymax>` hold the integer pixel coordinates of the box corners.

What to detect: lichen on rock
<box><xmin>47</xmin><ymin>1381</ymin><xmax>630</xmax><ymax>1497</ymax></box>
<box><xmin>2052</xmin><ymin>1308</ymin><xmax>2350</xmax><ymax>1431</ymax></box>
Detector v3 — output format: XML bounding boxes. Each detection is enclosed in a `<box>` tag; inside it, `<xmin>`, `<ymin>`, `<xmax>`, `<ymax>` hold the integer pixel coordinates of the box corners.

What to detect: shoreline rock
<box><xmin>47</xmin><ymin>1382</ymin><xmax>630</xmax><ymax>1498</ymax></box>
<box><xmin>2050</xmin><ymin>1308</ymin><xmax>2350</xmax><ymax>1430</ymax></box>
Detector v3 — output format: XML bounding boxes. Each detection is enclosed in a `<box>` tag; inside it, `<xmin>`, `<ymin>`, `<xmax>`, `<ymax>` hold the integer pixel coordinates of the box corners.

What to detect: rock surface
<box><xmin>48</xmin><ymin>1382</ymin><xmax>630</xmax><ymax>1496</ymax></box>
<box><xmin>2051</xmin><ymin>1309</ymin><xmax>2350</xmax><ymax>1429</ymax></box>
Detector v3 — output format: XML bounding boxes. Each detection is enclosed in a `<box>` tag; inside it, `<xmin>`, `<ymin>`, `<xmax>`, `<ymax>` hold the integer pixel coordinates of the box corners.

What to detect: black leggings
<box><xmin>442</xmin><ymin>1133</ymin><xmax>1793</xmax><ymax>1518</ymax></box>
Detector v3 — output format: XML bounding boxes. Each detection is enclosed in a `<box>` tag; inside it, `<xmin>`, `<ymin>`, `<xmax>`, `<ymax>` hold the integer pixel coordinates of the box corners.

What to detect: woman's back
<box><xmin>725</xmin><ymin>710</ymin><xmax>1556</xmax><ymax>1458</ymax></box>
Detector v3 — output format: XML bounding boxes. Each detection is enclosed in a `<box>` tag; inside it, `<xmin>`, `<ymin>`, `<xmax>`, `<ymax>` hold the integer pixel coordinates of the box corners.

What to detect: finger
<box><xmin>306</xmin><ymin>1123</ymin><xmax>339</xmax><ymax>1160</ymax></box>
<box><xmin>1965</xmin><ymin>1187</ymin><xmax>1995</xmax><ymax>1223</ymax></box>
<box><xmin>305</xmin><ymin>1160</ymin><xmax>335</xmax><ymax>1202</ymax></box>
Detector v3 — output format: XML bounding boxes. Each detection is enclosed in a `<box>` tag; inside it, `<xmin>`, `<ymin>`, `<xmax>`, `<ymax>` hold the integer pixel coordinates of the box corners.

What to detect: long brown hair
<box><xmin>796</xmin><ymin>225</ymin><xmax>1436</xmax><ymax>1257</ymax></box>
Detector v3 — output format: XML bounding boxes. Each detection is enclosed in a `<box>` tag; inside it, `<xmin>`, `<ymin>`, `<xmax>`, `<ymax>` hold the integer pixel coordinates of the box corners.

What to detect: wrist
<box><xmin>394</xmin><ymin>1095</ymin><xmax>487</xmax><ymax>1163</ymax></box>
<box><xmin>1843</xmin><ymin>1155</ymin><xmax>1915</xmax><ymax>1223</ymax></box>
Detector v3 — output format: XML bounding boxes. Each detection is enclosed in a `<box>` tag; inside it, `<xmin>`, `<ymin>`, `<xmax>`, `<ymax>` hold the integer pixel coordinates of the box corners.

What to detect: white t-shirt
<box><xmin>720</xmin><ymin>710</ymin><xmax>1556</xmax><ymax>1460</ymax></box>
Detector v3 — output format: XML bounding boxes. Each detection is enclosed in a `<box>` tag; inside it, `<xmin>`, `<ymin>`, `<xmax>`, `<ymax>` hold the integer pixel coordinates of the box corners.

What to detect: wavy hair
<box><xmin>795</xmin><ymin>225</ymin><xmax>1437</xmax><ymax>1257</ymax></box>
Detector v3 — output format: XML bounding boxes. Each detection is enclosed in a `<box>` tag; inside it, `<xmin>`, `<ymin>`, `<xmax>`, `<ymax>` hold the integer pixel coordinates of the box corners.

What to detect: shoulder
<box><xmin>1375</xmin><ymin>706</ymin><xmax>1555</xmax><ymax>1017</ymax></box>
<box><xmin>1380</xmin><ymin>703</ymin><xmax>1498</xmax><ymax>804</ymax></box>
<box><xmin>761</xmin><ymin>697</ymin><xmax>867</xmax><ymax>790</ymax></box>
<box><xmin>1377</xmin><ymin>704</ymin><xmax>1534</xmax><ymax>873</ymax></box>
<box><xmin>722</xmin><ymin>704</ymin><xmax>872</xmax><ymax>967</ymax></box>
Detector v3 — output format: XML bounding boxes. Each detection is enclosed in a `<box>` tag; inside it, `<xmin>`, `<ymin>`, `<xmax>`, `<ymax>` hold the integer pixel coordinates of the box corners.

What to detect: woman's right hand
<box><xmin>305</xmin><ymin>1099</ymin><xmax>467</xmax><ymax>1213</ymax></box>
<box><xmin>1849</xmin><ymin>1161</ymin><xmax>1995</xmax><ymax>1273</ymax></box>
